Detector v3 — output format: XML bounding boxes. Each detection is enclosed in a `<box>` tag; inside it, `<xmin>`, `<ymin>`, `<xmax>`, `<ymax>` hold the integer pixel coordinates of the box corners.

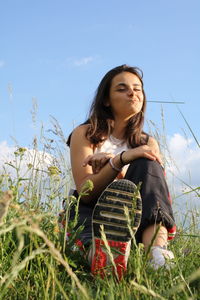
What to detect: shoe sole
<box><xmin>91</xmin><ymin>179</ymin><xmax>142</xmax><ymax>279</ymax></box>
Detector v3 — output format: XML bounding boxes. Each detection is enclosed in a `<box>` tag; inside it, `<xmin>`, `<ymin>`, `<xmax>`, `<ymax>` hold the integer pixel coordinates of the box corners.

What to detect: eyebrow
<box><xmin>115</xmin><ymin>82</ymin><xmax>142</xmax><ymax>88</ymax></box>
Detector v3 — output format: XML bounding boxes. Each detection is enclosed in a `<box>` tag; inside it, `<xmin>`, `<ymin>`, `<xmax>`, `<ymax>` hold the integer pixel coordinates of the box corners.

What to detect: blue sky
<box><xmin>1</xmin><ymin>0</ymin><xmax>199</xmax><ymax>147</ymax></box>
<box><xmin>0</xmin><ymin>0</ymin><xmax>200</xmax><ymax>208</ymax></box>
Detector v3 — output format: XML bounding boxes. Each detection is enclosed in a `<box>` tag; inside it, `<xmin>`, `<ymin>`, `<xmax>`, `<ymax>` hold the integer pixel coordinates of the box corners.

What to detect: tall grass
<box><xmin>0</xmin><ymin>115</ymin><xmax>199</xmax><ymax>299</ymax></box>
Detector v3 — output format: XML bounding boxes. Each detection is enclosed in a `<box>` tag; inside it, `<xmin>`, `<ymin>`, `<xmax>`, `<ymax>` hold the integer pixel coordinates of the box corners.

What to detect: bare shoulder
<box><xmin>71</xmin><ymin>124</ymin><xmax>91</xmax><ymax>144</ymax></box>
<box><xmin>72</xmin><ymin>124</ymin><xmax>89</xmax><ymax>136</ymax></box>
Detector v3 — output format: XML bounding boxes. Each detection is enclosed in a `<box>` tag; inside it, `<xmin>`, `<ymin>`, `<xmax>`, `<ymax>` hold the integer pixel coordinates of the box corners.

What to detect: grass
<box><xmin>0</xmin><ymin>117</ymin><xmax>200</xmax><ymax>299</ymax></box>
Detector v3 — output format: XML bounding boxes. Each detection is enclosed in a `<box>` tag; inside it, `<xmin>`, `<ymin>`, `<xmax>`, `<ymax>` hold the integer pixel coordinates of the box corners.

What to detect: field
<box><xmin>0</xmin><ymin>118</ymin><xmax>199</xmax><ymax>299</ymax></box>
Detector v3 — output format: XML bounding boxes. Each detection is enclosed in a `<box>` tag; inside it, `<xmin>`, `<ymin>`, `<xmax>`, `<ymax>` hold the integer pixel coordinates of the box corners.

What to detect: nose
<box><xmin>127</xmin><ymin>87</ymin><xmax>134</xmax><ymax>96</ymax></box>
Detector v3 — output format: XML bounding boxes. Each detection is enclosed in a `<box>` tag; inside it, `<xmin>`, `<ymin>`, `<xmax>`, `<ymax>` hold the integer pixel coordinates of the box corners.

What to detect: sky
<box><xmin>0</xmin><ymin>0</ymin><xmax>200</xmax><ymax>210</ymax></box>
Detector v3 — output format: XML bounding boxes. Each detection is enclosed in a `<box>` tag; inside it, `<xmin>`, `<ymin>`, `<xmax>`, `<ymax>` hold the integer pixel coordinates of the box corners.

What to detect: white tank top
<box><xmin>69</xmin><ymin>135</ymin><xmax>129</xmax><ymax>192</ymax></box>
<box><xmin>94</xmin><ymin>135</ymin><xmax>130</xmax><ymax>175</ymax></box>
<box><xmin>94</xmin><ymin>135</ymin><xmax>129</xmax><ymax>155</ymax></box>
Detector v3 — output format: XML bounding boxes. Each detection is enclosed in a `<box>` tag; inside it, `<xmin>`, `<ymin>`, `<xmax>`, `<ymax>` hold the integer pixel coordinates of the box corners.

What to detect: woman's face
<box><xmin>108</xmin><ymin>72</ymin><xmax>144</xmax><ymax>120</ymax></box>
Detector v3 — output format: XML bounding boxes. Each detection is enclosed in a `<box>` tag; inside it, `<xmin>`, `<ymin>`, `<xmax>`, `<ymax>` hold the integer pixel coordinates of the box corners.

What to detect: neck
<box><xmin>111</xmin><ymin>119</ymin><xmax>128</xmax><ymax>140</ymax></box>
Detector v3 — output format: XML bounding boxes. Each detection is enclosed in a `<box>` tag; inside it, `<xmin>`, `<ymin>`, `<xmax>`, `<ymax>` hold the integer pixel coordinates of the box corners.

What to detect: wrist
<box><xmin>109</xmin><ymin>157</ymin><xmax>122</xmax><ymax>172</ymax></box>
<box><xmin>112</xmin><ymin>152</ymin><xmax>126</xmax><ymax>169</ymax></box>
<box><xmin>120</xmin><ymin>151</ymin><xmax>126</xmax><ymax>166</ymax></box>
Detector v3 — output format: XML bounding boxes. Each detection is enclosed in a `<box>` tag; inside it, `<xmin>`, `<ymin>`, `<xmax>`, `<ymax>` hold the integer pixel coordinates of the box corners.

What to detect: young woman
<box><xmin>65</xmin><ymin>64</ymin><xmax>176</xmax><ymax>279</ymax></box>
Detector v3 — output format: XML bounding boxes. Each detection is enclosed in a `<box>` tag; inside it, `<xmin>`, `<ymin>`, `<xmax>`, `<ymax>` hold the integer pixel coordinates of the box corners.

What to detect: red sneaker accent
<box><xmin>167</xmin><ymin>225</ymin><xmax>176</xmax><ymax>240</ymax></box>
<box><xmin>91</xmin><ymin>238</ymin><xmax>129</xmax><ymax>280</ymax></box>
<box><xmin>91</xmin><ymin>239</ymin><xmax>107</xmax><ymax>278</ymax></box>
<box><xmin>113</xmin><ymin>241</ymin><xmax>128</xmax><ymax>280</ymax></box>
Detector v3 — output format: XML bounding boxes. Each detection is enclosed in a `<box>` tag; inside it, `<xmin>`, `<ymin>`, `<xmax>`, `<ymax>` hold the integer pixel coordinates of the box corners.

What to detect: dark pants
<box><xmin>69</xmin><ymin>158</ymin><xmax>175</xmax><ymax>245</ymax></box>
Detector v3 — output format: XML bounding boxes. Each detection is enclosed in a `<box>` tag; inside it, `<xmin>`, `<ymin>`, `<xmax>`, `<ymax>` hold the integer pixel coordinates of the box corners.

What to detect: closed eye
<box><xmin>116</xmin><ymin>83</ymin><xmax>127</xmax><ymax>91</ymax></box>
<box><xmin>117</xmin><ymin>87</ymin><xmax>126</xmax><ymax>91</ymax></box>
<box><xmin>115</xmin><ymin>83</ymin><xmax>142</xmax><ymax>92</ymax></box>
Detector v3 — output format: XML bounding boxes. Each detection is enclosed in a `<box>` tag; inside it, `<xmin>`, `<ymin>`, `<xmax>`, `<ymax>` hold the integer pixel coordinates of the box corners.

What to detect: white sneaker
<box><xmin>150</xmin><ymin>246</ymin><xmax>174</xmax><ymax>270</ymax></box>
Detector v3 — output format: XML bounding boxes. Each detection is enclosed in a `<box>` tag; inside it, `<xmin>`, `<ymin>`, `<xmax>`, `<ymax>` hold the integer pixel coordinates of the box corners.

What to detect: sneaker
<box><xmin>91</xmin><ymin>179</ymin><xmax>142</xmax><ymax>280</ymax></box>
<box><xmin>149</xmin><ymin>246</ymin><xmax>174</xmax><ymax>270</ymax></box>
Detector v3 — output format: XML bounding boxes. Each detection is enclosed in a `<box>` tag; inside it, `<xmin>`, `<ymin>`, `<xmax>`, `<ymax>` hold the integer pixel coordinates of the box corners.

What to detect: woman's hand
<box><xmin>135</xmin><ymin>145</ymin><xmax>162</xmax><ymax>163</ymax></box>
<box><xmin>83</xmin><ymin>152</ymin><xmax>114</xmax><ymax>174</ymax></box>
<box><xmin>123</xmin><ymin>144</ymin><xmax>162</xmax><ymax>165</ymax></box>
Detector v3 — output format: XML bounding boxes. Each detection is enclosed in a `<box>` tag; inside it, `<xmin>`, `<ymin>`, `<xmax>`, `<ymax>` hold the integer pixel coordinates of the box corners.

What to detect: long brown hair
<box><xmin>67</xmin><ymin>64</ymin><xmax>148</xmax><ymax>147</ymax></box>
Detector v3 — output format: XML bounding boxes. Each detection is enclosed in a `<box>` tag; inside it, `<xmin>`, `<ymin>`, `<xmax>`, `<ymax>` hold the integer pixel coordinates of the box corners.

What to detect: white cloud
<box><xmin>74</xmin><ymin>56</ymin><xmax>94</xmax><ymax>66</ymax></box>
<box><xmin>0</xmin><ymin>141</ymin><xmax>73</xmax><ymax>212</ymax></box>
<box><xmin>0</xmin><ymin>141</ymin><xmax>15</xmax><ymax>165</ymax></box>
<box><xmin>0</xmin><ymin>60</ymin><xmax>5</xmax><ymax>68</ymax></box>
<box><xmin>0</xmin><ymin>141</ymin><xmax>53</xmax><ymax>178</ymax></box>
<box><xmin>62</xmin><ymin>55</ymin><xmax>100</xmax><ymax>68</ymax></box>
<box><xmin>0</xmin><ymin>141</ymin><xmax>70</xmax><ymax>211</ymax></box>
<box><xmin>165</xmin><ymin>133</ymin><xmax>200</xmax><ymax>207</ymax></box>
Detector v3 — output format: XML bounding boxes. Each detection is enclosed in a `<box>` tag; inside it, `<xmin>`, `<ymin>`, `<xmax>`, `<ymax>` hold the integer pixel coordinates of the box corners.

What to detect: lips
<box><xmin>128</xmin><ymin>98</ymin><xmax>137</xmax><ymax>102</ymax></box>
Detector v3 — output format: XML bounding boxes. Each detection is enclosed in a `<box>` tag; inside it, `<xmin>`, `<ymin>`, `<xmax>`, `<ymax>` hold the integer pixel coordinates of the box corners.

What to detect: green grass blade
<box><xmin>177</xmin><ymin>107</ymin><xmax>200</xmax><ymax>148</ymax></box>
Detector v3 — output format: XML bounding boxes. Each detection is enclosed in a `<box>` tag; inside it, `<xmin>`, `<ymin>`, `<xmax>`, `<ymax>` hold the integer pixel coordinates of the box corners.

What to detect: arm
<box><xmin>70</xmin><ymin>125</ymin><xmax>121</xmax><ymax>203</ymax></box>
<box><xmin>71</xmin><ymin>127</ymin><xmax>162</xmax><ymax>204</ymax></box>
<box><xmin>110</xmin><ymin>136</ymin><xmax>163</xmax><ymax>170</ymax></box>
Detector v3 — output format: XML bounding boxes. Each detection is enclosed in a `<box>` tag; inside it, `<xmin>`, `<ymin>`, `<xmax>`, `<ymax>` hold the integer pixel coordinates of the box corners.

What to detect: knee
<box><xmin>128</xmin><ymin>158</ymin><xmax>164</xmax><ymax>175</ymax></box>
<box><xmin>130</xmin><ymin>157</ymin><xmax>160</xmax><ymax>168</ymax></box>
